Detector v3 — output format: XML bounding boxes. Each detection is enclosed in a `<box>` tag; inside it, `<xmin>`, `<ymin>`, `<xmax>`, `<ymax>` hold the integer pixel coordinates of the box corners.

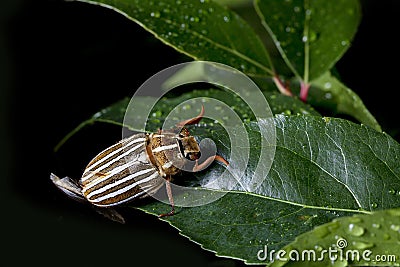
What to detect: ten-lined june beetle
<box><xmin>50</xmin><ymin>106</ymin><xmax>228</xmax><ymax>223</ymax></box>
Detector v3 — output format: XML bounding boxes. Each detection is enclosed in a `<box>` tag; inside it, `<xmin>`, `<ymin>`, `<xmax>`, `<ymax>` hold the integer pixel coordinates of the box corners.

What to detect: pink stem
<box><xmin>273</xmin><ymin>75</ymin><xmax>292</xmax><ymax>97</ymax></box>
<box><xmin>300</xmin><ymin>82</ymin><xmax>310</xmax><ymax>102</ymax></box>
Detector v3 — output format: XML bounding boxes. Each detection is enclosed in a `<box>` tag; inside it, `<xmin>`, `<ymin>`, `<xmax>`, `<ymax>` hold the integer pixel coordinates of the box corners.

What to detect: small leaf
<box><xmin>308</xmin><ymin>71</ymin><xmax>381</xmax><ymax>132</ymax></box>
<box><xmin>255</xmin><ymin>0</ymin><xmax>361</xmax><ymax>83</ymax></box>
<box><xmin>74</xmin><ymin>0</ymin><xmax>273</xmax><ymax>78</ymax></box>
<box><xmin>271</xmin><ymin>208</ymin><xmax>400</xmax><ymax>266</ymax></box>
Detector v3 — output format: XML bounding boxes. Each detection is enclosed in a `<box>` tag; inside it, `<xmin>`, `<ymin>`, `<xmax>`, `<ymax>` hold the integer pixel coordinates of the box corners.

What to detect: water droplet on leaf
<box><xmin>372</xmin><ymin>223</ymin><xmax>381</xmax><ymax>229</ymax></box>
<box><xmin>389</xmin><ymin>189</ymin><xmax>396</xmax><ymax>195</ymax></box>
<box><xmin>347</xmin><ymin>223</ymin><xmax>365</xmax><ymax>236</ymax></box>
<box><xmin>390</xmin><ymin>224</ymin><xmax>400</xmax><ymax>232</ymax></box>
<box><xmin>324</xmin><ymin>82</ymin><xmax>332</xmax><ymax>89</ymax></box>
<box><xmin>150</xmin><ymin>11</ymin><xmax>161</xmax><ymax>18</ymax></box>
<box><xmin>309</xmin><ymin>30</ymin><xmax>318</xmax><ymax>42</ymax></box>
<box><xmin>352</xmin><ymin>241</ymin><xmax>374</xmax><ymax>249</ymax></box>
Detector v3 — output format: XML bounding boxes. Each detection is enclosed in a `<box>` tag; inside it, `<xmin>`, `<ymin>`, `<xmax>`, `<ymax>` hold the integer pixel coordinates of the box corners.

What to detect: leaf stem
<box><xmin>54</xmin><ymin>119</ymin><xmax>93</xmax><ymax>152</ymax></box>
<box><xmin>300</xmin><ymin>81</ymin><xmax>310</xmax><ymax>102</ymax></box>
<box><xmin>273</xmin><ymin>74</ymin><xmax>293</xmax><ymax>96</ymax></box>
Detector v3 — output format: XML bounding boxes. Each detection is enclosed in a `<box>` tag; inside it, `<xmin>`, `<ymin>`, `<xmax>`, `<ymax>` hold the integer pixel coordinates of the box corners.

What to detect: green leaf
<box><xmin>193</xmin><ymin>115</ymin><xmax>400</xmax><ymax>212</ymax></box>
<box><xmin>138</xmin><ymin>190</ymin><xmax>358</xmax><ymax>265</ymax></box>
<box><xmin>271</xmin><ymin>208</ymin><xmax>400</xmax><ymax>267</ymax></box>
<box><xmin>75</xmin><ymin>0</ymin><xmax>273</xmax><ymax>78</ymax></box>
<box><xmin>255</xmin><ymin>0</ymin><xmax>361</xmax><ymax>83</ymax></box>
<box><xmin>308</xmin><ymin>71</ymin><xmax>381</xmax><ymax>132</ymax></box>
<box><xmin>56</xmin><ymin>90</ymin><xmax>400</xmax><ymax>264</ymax></box>
<box><xmin>136</xmin><ymin>115</ymin><xmax>400</xmax><ymax>265</ymax></box>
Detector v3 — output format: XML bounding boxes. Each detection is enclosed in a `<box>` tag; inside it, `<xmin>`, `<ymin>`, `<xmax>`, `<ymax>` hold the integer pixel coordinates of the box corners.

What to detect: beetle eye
<box><xmin>186</xmin><ymin>151</ymin><xmax>201</xmax><ymax>161</ymax></box>
<box><xmin>179</xmin><ymin>128</ymin><xmax>190</xmax><ymax>137</ymax></box>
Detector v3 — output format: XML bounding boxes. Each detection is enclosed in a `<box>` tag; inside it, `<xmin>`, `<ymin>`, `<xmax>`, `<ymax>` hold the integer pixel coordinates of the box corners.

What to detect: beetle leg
<box><xmin>193</xmin><ymin>154</ymin><xmax>229</xmax><ymax>172</ymax></box>
<box><xmin>176</xmin><ymin>105</ymin><xmax>205</xmax><ymax>127</ymax></box>
<box><xmin>94</xmin><ymin>207</ymin><xmax>125</xmax><ymax>224</ymax></box>
<box><xmin>158</xmin><ymin>176</ymin><xmax>175</xmax><ymax>218</ymax></box>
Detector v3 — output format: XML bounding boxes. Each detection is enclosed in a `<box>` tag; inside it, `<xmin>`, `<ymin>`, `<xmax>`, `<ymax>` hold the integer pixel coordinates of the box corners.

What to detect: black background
<box><xmin>1</xmin><ymin>0</ymin><xmax>399</xmax><ymax>266</ymax></box>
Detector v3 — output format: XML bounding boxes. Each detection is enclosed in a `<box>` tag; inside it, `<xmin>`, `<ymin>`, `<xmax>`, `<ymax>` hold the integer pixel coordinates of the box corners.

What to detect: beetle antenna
<box><xmin>176</xmin><ymin>105</ymin><xmax>204</xmax><ymax>127</ymax></box>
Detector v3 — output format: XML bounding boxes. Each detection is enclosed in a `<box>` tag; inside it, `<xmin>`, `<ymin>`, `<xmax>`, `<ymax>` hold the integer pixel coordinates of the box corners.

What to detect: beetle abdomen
<box><xmin>79</xmin><ymin>133</ymin><xmax>164</xmax><ymax>207</ymax></box>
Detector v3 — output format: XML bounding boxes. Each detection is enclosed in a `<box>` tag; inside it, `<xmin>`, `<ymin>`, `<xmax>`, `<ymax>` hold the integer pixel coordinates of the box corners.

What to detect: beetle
<box><xmin>50</xmin><ymin>106</ymin><xmax>228</xmax><ymax>223</ymax></box>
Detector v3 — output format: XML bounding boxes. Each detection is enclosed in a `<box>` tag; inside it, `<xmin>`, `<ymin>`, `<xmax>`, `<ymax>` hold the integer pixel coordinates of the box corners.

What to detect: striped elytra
<box><xmin>79</xmin><ymin>130</ymin><xmax>197</xmax><ymax>207</ymax></box>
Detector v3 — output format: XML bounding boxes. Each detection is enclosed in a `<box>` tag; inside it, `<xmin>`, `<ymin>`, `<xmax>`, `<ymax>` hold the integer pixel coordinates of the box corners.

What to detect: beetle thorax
<box><xmin>148</xmin><ymin>130</ymin><xmax>200</xmax><ymax>177</ymax></box>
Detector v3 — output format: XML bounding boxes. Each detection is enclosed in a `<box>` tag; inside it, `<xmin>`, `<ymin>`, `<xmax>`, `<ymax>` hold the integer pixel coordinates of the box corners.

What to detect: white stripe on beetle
<box><xmin>85</xmin><ymin>137</ymin><xmax>146</xmax><ymax>172</ymax></box>
<box><xmin>152</xmin><ymin>144</ymin><xmax>178</xmax><ymax>153</ymax></box>
<box><xmin>81</xmin><ymin>142</ymin><xmax>144</xmax><ymax>182</ymax></box>
<box><xmin>89</xmin><ymin>171</ymin><xmax>159</xmax><ymax>203</ymax></box>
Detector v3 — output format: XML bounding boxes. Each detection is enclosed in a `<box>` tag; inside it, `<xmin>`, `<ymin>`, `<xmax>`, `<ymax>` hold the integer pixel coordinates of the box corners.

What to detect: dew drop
<box><xmin>325</xmin><ymin>93</ymin><xmax>332</xmax><ymax>99</ymax></box>
<box><xmin>190</xmin><ymin>16</ymin><xmax>200</xmax><ymax>22</ymax></box>
<box><xmin>150</xmin><ymin>11</ymin><xmax>161</xmax><ymax>18</ymax></box>
<box><xmin>347</xmin><ymin>223</ymin><xmax>365</xmax><ymax>236</ymax></box>
<box><xmin>352</xmin><ymin>241</ymin><xmax>374</xmax><ymax>249</ymax></box>
<box><xmin>341</xmin><ymin>40</ymin><xmax>348</xmax><ymax>46</ymax></box>
<box><xmin>372</xmin><ymin>223</ymin><xmax>381</xmax><ymax>229</ymax></box>
<box><xmin>390</xmin><ymin>224</ymin><xmax>400</xmax><ymax>232</ymax></box>
<box><xmin>293</xmin><ymin>6</ymin><xmax>300</xmax><ymax>13</ymax></box>
<box><xmin>223</xmin><ymin>15</ymin><xmax>230</xmax><ymax>22</ymax></box>
<box><xmin>371</xmin><ymin>202</ymin><xmax>378</xmax><ymax>208</ymax></box>
<box><xmin>93</xmin><ymin>111</ymin><xmax>102</xmax><ymax>119</ymax></box>
<box><xmin>388</xmin><ymin>189</ymin><xmax>396</xmax><ymax>195</ymax></box>
<box><xmin>383</xmin><ymin>233</ymin><xmax>391</xmax><ymax>240</ymax></box>
<box><xmin>324</xmin><ymin>82</ymin><xmax>332</xmax><ymax>89</ymax></box>
<box><xmin>152</xmin><ymin>110</ymin><xmax>162</xmax><ymax>117</ymax></box>
<box><xmin>182</xmin><ymin>104</ymin><xmax>191</xmax><ymax>110</ymax></box>
<box><xmin>302</xmin><ymin>35</ymin><xmax>308</xmax><ymax>42</ymax></box>
<box><xmin>314</xmin><ymin>245</ymin><xmax>323</xmax><ymax>252</ymax></box>
<box><xmin>309</xmin><ymin>30</ymin><xmax>318</xmax><ymax>42</ymax></box>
